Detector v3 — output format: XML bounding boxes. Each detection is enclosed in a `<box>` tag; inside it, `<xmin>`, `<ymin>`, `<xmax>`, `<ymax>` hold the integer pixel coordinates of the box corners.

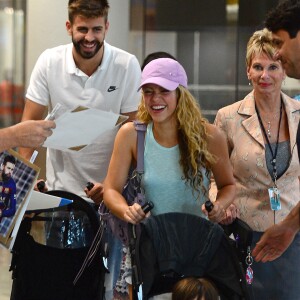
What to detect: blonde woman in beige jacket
<box><xmin>210</xmin><ymin>28</ymin><xmax>300</xmax><ymax>300</ymax></box>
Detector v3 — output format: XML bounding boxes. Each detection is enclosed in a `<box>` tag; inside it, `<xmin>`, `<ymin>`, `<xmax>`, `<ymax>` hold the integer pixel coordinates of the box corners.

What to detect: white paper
<box><xmin>26</xmin><ymin>191</ymin><xmax>73</xmax><ymax>211</ymax></box>
<box><xmin>43</xmin><ymin>106</ymin><xmax>128</xmax><ymax>152</ymax></box>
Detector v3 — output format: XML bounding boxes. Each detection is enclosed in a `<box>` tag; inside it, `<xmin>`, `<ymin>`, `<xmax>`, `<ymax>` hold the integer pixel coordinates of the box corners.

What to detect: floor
<box><xmin>0</xmin><ymin>246</ymin><xmax>12</xmax><ymax>300</ymax></box>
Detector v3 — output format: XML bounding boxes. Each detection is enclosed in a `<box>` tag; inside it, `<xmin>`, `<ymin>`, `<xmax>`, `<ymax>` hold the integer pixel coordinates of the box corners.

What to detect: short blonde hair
<box><xmin>246</xmin><ymin>28</ymin><xmax>277</xmax><ymax>68</ymax></box>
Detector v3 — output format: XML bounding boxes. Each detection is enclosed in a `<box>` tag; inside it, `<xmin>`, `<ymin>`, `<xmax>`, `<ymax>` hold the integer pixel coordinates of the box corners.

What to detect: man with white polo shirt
<box><xmin>18</xmin><ymin>0</ymin><xmax>141</xmax><ymax>298</ymax></box>
<box><xmin>19</xmin><ymin>0</ymin><xmax>141</xmax><ymax>203</ymax></box>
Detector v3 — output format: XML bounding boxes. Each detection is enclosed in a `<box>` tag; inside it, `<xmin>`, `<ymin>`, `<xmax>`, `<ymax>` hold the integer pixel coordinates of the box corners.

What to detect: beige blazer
<box><xmin>210</xmin><ymin>91</ymin><xmax>300</xmax><ymax>231</ymax></box>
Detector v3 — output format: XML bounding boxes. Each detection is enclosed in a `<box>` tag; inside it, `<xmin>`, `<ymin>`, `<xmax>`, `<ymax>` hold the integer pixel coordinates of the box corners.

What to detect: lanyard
<box><xmin>255</xmin><ymin>98</ymin><xmax>283</xmax><ymax>185</ymax></box>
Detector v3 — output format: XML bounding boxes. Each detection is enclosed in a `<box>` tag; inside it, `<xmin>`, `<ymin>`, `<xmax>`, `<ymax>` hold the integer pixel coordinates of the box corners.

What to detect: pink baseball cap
<box><xmin>139</xmin><ymin>58</ymin><xmax>188</xmax><ymax>91</ymax></box>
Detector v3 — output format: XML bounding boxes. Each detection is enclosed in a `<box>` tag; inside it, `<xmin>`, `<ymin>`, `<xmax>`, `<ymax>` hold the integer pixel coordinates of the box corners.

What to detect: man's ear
<box><xmin>66</xmin><ymin>20</ymin><xmax>72</xmax><ymax>36</ymax></box>
<box><xmin>105</xmin><ymin>21</ymin><xmax>109</xmax><ymax>32</ymax></box>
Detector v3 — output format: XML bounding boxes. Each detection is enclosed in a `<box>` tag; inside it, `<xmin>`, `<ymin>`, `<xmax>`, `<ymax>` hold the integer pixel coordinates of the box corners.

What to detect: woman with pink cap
<box><xmin>103</xmin><ymin>58</ymin><xmax>236</xmax><ymax>298</ymax></box>
<box><xmin>104</xmin><ymin>57</ymin><xmax>235</xmax><ymax>224</ymax></box>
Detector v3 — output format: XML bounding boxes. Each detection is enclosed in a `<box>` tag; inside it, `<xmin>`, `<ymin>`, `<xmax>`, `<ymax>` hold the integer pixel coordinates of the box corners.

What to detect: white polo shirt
<box><xmin>26</xmin><ymin>42</ymin><xmax>141</xmax><ymax>198</ymax></box>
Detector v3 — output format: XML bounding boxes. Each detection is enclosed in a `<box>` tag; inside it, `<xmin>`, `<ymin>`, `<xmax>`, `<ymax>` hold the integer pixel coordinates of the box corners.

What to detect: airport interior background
<box><xmin>0</xmin><ymin>0</ymin><xmax>300</xmax><ymax>299</ymax></box>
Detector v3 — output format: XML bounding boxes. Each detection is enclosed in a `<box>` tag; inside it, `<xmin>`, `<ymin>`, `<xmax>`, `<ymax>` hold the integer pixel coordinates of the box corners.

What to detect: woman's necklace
<box><xmin>263</xmin><ymin>111</ymin><xmax>280</xmax><ymax>139</ymax></box>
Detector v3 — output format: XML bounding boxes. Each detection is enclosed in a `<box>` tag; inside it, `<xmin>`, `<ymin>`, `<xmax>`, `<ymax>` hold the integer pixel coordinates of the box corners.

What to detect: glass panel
<box><xmin>129</xmin><ymin>0</ymin><xmax>291</xmax><ymax>122</ymax></box>
<box><xmin>0</xmin><ymin>0</ymin><xmax>26</xmax><ymax>127</ymax></box>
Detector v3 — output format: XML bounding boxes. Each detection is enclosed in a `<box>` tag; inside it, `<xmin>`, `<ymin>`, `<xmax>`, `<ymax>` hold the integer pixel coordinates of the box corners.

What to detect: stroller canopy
<box><xmin>133</xmin><ymin>212</ymin><xmax>251</xmax><ymax>300</ymax></box>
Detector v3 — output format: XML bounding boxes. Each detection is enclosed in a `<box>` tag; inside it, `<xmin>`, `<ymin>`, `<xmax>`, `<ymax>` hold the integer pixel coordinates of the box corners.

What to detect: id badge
<box><xmin>268</xmin><ymin>187</ymin><xmax>281</xmax><ymax>211</ymax></box>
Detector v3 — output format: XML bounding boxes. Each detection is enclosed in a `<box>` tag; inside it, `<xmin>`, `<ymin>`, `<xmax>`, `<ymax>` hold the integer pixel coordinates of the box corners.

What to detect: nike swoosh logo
<box><xmin>107</xmin><ymin>86</ymin><xmax>118</xmax><ymax>92</ymax></box>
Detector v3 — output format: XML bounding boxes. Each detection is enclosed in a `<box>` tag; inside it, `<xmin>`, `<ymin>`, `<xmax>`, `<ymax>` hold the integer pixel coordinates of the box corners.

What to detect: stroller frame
<box><xmin>10</xmin><ymin>190</ymin><xmax>106</xmax><ymax>300</ymax></box>
<box><xmin>129</xmin><ymin>212</ymin><xmax>253</xmax><ymax>300</ymax></box>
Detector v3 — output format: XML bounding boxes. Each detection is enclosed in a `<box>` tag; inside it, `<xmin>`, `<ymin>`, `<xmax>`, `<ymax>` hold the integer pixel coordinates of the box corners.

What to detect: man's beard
<box><xmin>72</xmin><ymin>38</ymin><xmax>103</xmax><ymax>59</ymax></box>
<box><xmin>1</xmin><ymin>172</ymin><xmax>10</xmax><ymax>182</ymax></box>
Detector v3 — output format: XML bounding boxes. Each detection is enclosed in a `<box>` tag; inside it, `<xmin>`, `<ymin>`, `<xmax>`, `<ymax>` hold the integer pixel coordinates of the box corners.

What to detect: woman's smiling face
<box><xmin>142</xmin><ymin>83</ymin><xmax>178</xmax><ymax>123</ymax></box>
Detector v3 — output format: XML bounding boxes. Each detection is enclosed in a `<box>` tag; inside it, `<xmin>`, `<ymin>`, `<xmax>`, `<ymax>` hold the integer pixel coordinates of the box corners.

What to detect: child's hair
<box><xmin>172</xmin><ymin>277</ymin><xmax>219</xmax><ymax>300</ymax></box>
<box><xmin>141</xmin><ymin>51</ymin><xmax>177</xmax><ymax>70</ymax></box>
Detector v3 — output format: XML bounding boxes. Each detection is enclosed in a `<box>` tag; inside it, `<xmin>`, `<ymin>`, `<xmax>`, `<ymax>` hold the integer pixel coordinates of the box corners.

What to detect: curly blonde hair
<box><xmin>136</xmin><ymin>85</ymin><xmax>215</xmax><ymax>197</ymax></box>
<box><xmin>246</xmin><ymin>28</ymin><xmax>277</xmax><ymax>68</ymax></box>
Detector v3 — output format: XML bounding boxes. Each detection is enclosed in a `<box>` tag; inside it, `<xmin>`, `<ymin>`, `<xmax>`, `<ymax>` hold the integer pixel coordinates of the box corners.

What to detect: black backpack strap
<box><xmin>73</xmin><ymin>221</ymin><xmax>107</xmax><ymax>285</ymax></box>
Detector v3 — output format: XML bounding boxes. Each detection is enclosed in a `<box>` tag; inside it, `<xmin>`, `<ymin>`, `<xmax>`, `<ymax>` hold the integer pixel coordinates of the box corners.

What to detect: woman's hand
<box><xmin>202</xmin><ymin>202</ymin><xmax>239</xmax><ymax>224</ymax></box>
<box><xmin>202</xmin><ymin>201</ymin><xmax>226</xmax><ymax>223</ymax></box>
<box><xmin>123</xmin><ymin>203</ymin><xmax>150</xmax><ymax>224</ymax></box>
<box><xmin>220</xmin><ymin>203</ymin><xmax>239</xmax><ymax>225</ymax></box>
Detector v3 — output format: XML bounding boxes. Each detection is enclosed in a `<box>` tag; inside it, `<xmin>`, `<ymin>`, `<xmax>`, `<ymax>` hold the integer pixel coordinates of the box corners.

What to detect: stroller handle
<box><xmin>205</xmin><ymin>200</ymin><xmax>214</xmax><ymax>213</ymax></box>
<box><xmin>142</xmin><ymin>201</ymin><xmax>154</xmax><ymax>213</ymax></box>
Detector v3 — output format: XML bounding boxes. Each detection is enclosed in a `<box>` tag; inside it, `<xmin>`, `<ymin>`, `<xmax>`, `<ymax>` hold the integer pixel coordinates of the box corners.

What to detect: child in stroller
<box><xmin>172</xmin><ymin>277</ymin><xmax>219</xmax><ymax>300</ymax></box>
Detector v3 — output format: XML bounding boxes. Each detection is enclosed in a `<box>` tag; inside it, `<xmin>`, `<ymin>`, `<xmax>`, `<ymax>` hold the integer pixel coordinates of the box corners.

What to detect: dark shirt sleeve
<box><xmin>2</xmin><ymin>180</ymin><xmax>17</xmax><ymax>217</ymax></box>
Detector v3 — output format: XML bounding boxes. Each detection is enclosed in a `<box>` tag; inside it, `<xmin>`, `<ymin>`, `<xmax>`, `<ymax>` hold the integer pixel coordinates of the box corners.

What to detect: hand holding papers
<box><xmin>43</xmin><ymin>106</ymin><xmax>128</xmax><ymax>152</ymax></box>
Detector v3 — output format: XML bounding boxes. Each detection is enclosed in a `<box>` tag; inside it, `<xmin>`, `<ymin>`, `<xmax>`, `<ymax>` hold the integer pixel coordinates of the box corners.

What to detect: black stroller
<box><xmin>10</xmin><ymin>190</ymin><xmax>106</xmax><ymax>300</ymax></box>
<box><xmin>129</xmin><ymin>212</ymin><xmax>253</xmax><ymax>300</ymax></box>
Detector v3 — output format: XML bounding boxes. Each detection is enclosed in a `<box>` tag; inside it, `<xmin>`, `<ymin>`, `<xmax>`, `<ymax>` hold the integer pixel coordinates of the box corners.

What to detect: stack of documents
<box><xmin>43</xmin><ymin>106</ymin><xmax>128</xmax><ymax>151</ymax></box>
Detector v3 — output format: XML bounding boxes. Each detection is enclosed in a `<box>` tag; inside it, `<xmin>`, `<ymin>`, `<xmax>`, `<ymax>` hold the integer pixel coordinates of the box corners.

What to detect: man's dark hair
<box><xmin>141</xmin><ymin>51</ymin><xmax>177</xmax><ymax>70</ymax></box>
<box><xmin>265</xmin><ymin>0</ymin><xmax>300</xmax><ymax>38</ymax></box>
<box><xmin>68</xmin><ymin>0</ymin><xmax>110</xmax><ymax>23</ymax></box>
<box><xmin>3</xmin><ymin>154</ymin><xmax>16</xmax><ymax>166</ymax></box>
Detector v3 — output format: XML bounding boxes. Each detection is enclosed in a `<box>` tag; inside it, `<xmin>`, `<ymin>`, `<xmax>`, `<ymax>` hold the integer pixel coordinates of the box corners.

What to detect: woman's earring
<box><xmin>248</xmin><ymin>81</ymin><xmax>252</xmax><ymax>86</ymax></box>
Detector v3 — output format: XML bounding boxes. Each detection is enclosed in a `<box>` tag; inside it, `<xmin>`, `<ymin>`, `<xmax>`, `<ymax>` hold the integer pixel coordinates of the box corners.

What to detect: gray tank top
<box><xmin>142</xmin><ymin>122</ymin><xmax>209</xmax><ymax>217</ymax></box>
<box><xmin>265</xmin><ymin>140</ymin><xmax>291</xmax><ymax>181</ymax></box>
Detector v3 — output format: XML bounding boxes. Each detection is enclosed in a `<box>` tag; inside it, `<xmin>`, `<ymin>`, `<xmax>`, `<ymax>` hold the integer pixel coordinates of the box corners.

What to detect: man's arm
<box><xmin>18</xmin><ymin>99</ymin><xmax>48</xmax><ymax>160</ymax></box>
<box><xmin>0</xmin><ymin>120</ymin><xmax>55</xmax><ymax>153</ymax></box>
<box><xmin>252</xmin><ymin>202</ymin><xmax>300</xmax><ymax>262</ymax></box>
